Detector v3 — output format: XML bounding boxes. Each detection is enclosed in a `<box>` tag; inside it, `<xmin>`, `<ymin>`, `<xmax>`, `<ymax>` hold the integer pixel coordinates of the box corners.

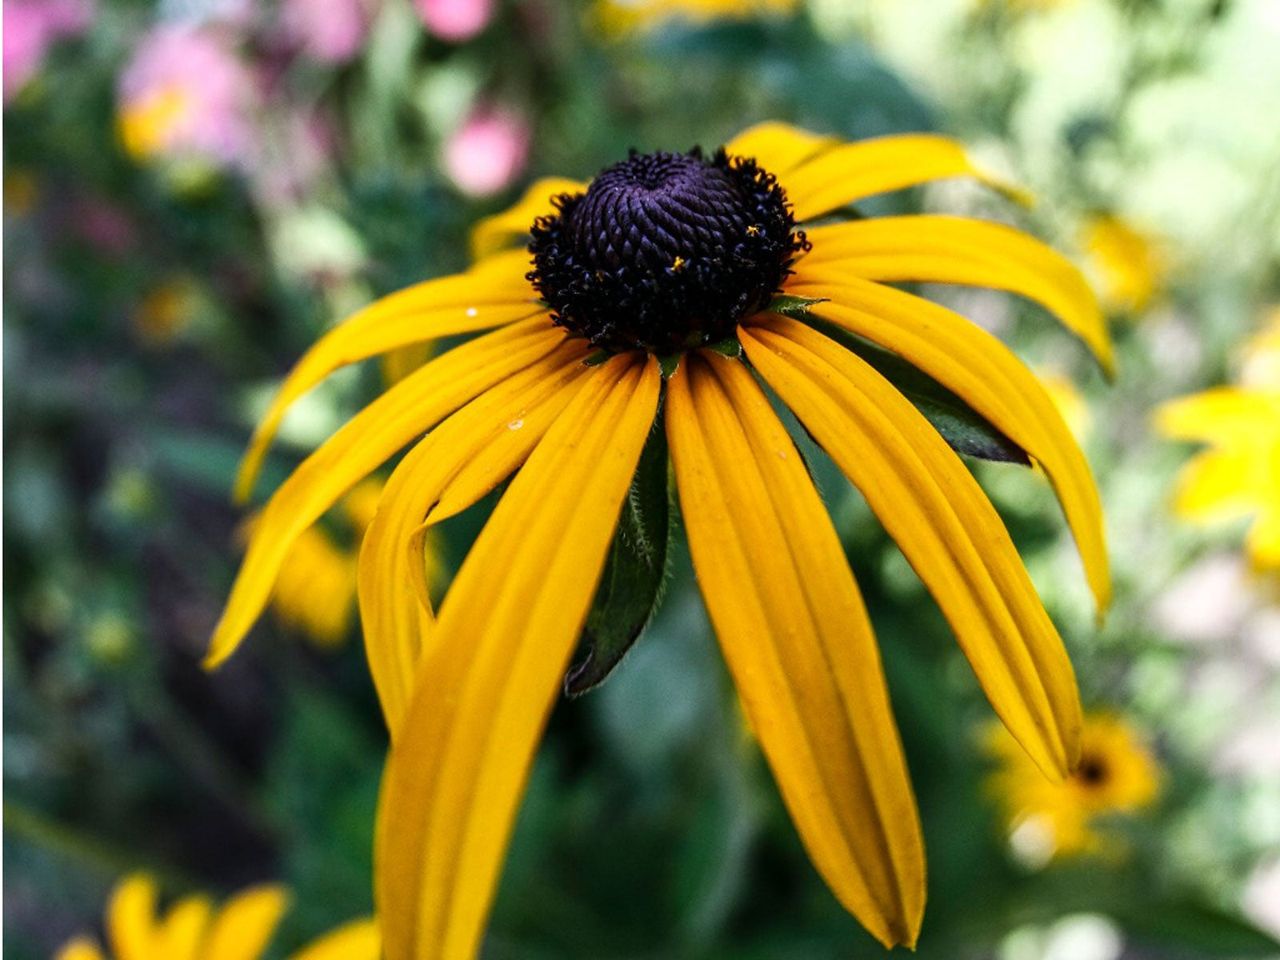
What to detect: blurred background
<box><xmin>5</xmin><ymin>0</ymin><xmax>1280</xmax><ymax>957</ymax></box>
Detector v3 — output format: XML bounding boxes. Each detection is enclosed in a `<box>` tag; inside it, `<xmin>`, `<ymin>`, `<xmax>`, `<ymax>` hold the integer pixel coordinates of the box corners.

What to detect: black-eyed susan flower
<box><xmin>55</xmin><ymin>873</ymin><xmax>379</xmax><ymax>960</ymax></box>
<box><xmin>1157</xmin><ymin>314</ymin><xmax>1280</xmax><ymax>572</ymax></box>
<box><xmin>207</xmin><ymin>122</ymin><xmax>1112</xmax><ymax>954</ymax></box>
<box><xmin>985</xmin><ymin>713</ymin><xmax>1160</xmax><ymax>864</ymax></box>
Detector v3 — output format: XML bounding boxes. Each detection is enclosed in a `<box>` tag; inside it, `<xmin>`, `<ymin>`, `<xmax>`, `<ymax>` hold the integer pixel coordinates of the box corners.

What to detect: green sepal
<box><xmin>565</xmin><ymin>419</ymin><xmax>672</xmax><ymax>697</ymax></box>
<box><xmin>583</xmin><ymin>349</ymin><xmax>611</xmax><ymax>367</ymax></box>
<box><xmin>811</xmin><ymin>318</ymin><xmax>1030</xmax><ymax>466</ymax></box>
<box><xmin>766</xmin><ymin>294</ymin><xmax>829</xmax><ymax>318</ymax></box>
<box><xmin>658</xmin><ymin>354</ymin><xmax>681</xmax><ymax>379</ymax></box>
<box><xmin>705</xmin><ymin>336</ymin><xmax>743</xmax><ymax>359</ymax></box>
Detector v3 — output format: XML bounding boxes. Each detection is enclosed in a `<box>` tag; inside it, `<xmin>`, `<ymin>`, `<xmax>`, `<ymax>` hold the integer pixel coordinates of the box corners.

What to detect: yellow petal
<box><xmin>1171</xmin><ymin>449</ymin><xmax>1264</xmax><ymax>522</ymax></box>
<box><xmin>666</xmin><ymin>353</ymin><xmax>924</xmax><ymax>948</ymax></box>
<box><xmin>468</xmin><ymin>178</ymin><xmax>586</xmax><ymax>260</ymax></box>
<box><xmin>54</xmin><ymin>937</ymin><xmax>106</xmax><ymax>960</ymax></box>
<box><xmin>1155</xmin><ymin>387</ymin><xmax>1280</xmax><ymax>444</ymax></box>
<box><xmin>1247</xmin><ymin>508</ymin><xmax>1280</xmax><ymax>572</ymax></box>
<box><xmin>782</xmin><ymin>273</ymin><xmax>1110</xmax><ymax>614</ymax></box>
<box><xmin>234</xmin><ymin>250</ymin><xmax>541</xmax><ymax>503</ymax></box>
<box><xmin>202</xmin><ymin>884</ymin><xmax>289</xmax><ymax>960</ymax></box>
<box><xmin>272</xmin><ymin>524</ymin><xmax>357</xmax><ymax>647</ymax></box>
<box><xmin>724</xmin><ymin>121</ymin><xmax>837</xmax><ymax>177</ymax></box>
<box><xmin>784</xmin><ymin>134</ymin><xmax>1028</xmax><ymax>222</ymax></box>
<box><xmin>289</xmin><ymin>917</ymin><xmax>382</xmax><ymax>960</ymax></box>
<box><xmin>107</xmin><ymin>874</ymin><xmax>159</xmax><ymax>960</ymax></box>
<box><xmin>359</xmin><ymin>338</ymin><xmax>592</xmax><ymax>733</ymax></box>
<box><xmin>376</xmin><ymin>354</ymin><xmax>659</xmax><ymax>960</ymax></box>
<box><xmin>742</xmin><ymin>318</ymin><xmax>1082</xmax><ymax>779</ymax></box>
<box><xmin>802</xmin><ymin>216</ymin><xmax>1114</xmax><ymax>375</ymax></box>
<box><xmin>206</xmin><ymin>318</ymin><xmax>565</xmax><ymax>669</ymax></box>
<box><xmin>153</xmin><ymin>894</ymin><xmax>213</xmax><ymax>960</ymax></box>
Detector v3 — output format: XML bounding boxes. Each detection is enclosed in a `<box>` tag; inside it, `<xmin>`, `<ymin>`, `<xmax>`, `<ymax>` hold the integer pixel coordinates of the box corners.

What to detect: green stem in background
<box><xmin>4</xmin><ymin>800</ymin><xmax>195</xmax><ymax>891</ymax></box>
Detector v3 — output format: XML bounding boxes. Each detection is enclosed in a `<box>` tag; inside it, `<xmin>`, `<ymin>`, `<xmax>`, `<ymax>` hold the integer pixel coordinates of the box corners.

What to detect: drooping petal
<box><xmin>152</xmin><ymin>895</ymin><xmax>213</xmax><ymax>960</ymax></box>
<box><xmin>234</xmin><ymin>250</ymin><xmax>541</xmax><ymax>502</ymax></box>
<box><xmin>206</xmin><ymin>318</ymin><xmax>566</xmax><ymax>669</ymax></box>
<box><xmin>359</xmin><ymin>338</ymin><xmax>593</xmax><ymax>734</ymax></box>
<box><xmin>724</xmin><ymin>121</ymin><xmax>837</xmax><ymax>177</ymax></box>
<box><xmin>107</xmin><ymin>874</ymin><xmax>159</xmax><ymax>960</ymax></box>
<box><xmin>801</xmin><ymin>216</ymin><xmax>1114</xmax><ymax>375</ymax></box>
<box><xmin>202</xmin><ymin>884</ymin><xmax>289</xmax><ymax>960</ymax></box>
<box><xmin>376</xmin><ymin>354</ymin><xmax>659</xmax><ymax>960</ymax></box>
<box><xmin>666</xmin><ymin>353</ymin><xmax>925</xmax><ymax>948</ymax></box>
<box><xmin>469</xmin><ymin>177</ymin><xmax>586</xmax><ymax>260</ymax></box>
<box><xmin>782</xmin><ymin>273</ymin><xmax>1110</xmax><ymax>614</ymax></box>
<box><xmin>783</xmin><ymin>134</ymin><xmax>1027</xmax><ymax>222</ymax></box>
<box><xmin>54</xmin><ymin>938</ymin><xmax>106</xmax><ymax>960</ymax></box>
<box><xmin>289</xmin><ymin>918</ymin><xmax>382</xmax><ymax>960</ymax></box>
<box><xmin>742</xmin><ymin>317</ymin><xmax>1082</xmax><ymax>779</ymax></box>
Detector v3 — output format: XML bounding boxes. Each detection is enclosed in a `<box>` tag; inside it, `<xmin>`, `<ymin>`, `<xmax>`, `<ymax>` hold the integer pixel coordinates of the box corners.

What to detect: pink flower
<box><xmin>117</xmin><ymin>26</ymin><xmax>257</xmax><ymax>168</ymax></box>
<box><xmin>415</xmin><ymin>0</ymin><xmax>493</xmax><ymax>42</ymax></box>
<box><xmin>443</xmin><ymin>108</ymin><xmax>531</xmax><ymax>197</ymax></box>
<box><xmin>3</xmin><ymin>0</ymin><xmax>93</xmax><ymax>102</ymax></box>
<box><xmin>282</xmin><ymin>0</ymin><xmax>371</xmax><ymax>64</ymax></box>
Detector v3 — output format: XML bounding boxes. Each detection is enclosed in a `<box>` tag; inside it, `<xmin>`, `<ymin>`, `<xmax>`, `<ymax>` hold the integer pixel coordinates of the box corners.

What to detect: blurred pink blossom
<box><xmin>117</xmin><ymin>26</ymin><xmax>257</xmax><ymax>168</ymax></box>
<box><xmin>3</xmin><ymin>0</ymin><xmax>94</xmax><ymax>102</ymax></box>
<box><xmin>282</xmin><ymin>0</ymin><xmax>371</xmax><ymax>64</ymax></box>
<box><xmin>415</xmin><ymin>0</ymin><xmax>494</xmax><ymax>42</ymax></box>
<box><xmin>443</xmin><ymin>108</ymin><xmax>530</xmax><ymax>197</ymax></box>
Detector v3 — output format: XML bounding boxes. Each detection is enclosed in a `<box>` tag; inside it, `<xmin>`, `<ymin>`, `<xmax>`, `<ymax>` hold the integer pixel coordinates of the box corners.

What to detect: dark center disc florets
<box><xmin>527</xmin><ymin>146</ymin><xmax>807</xmax><ymax>355</ymax></box>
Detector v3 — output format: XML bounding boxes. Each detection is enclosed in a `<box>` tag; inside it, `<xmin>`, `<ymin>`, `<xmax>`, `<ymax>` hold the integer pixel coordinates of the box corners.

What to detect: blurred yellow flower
<box><xmin>1081</xmin><ymin>215</ymin><xmax>1164</xmax><ymax>315</ymax></box>
<box><xmin>118</xmin><ymin>86</ymin><xmax>192</xmax><ymax>160</ymax></box>
<box><xmin>1035</xmin><ymin>367</ymin><xmax>1092</xmax><ymax>441</ymax></box>
<box><xmin>986</xmin><ymin>713</ymin><xmax>1160</xmax><ymax>863</ymax></box>
<box><xmin>270</xmin><ymin>479</ymin><xmax>444</xmax><ymax>649</ymax></box>
<box><xmin>1156</xmin><ymin>317</ymin><xmax>1280</xmax><ymax>572</ymax></box>
<box><xmin>596</xmin><ymin>0</ymin><xmax>798</xmax><ymax>34</ymax></box>
<box><xmin>54</xmin><ymin>873</ymin><xmax>379</xmax><ymax>960</ymax></box>
<box><xmin>133</xmin><ymin>280</ymin><xmax>197</xmax><ymax>345</ymax></box>
<box><xmin>4</xmin><ymin>170</ymin><xmax>40</xmax><ymax>217</ymax></box>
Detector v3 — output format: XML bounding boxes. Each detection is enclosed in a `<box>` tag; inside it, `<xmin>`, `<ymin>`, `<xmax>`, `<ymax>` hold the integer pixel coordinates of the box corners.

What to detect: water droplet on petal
<box><xmin>466</xmin><ymin>307</ymin><xmax>479</xmax><ymax>317</ymax></box>
<box><xmin>507</xmin><ymin>419</ymin><xmax>524</xmax><ymax>431</ymax></box>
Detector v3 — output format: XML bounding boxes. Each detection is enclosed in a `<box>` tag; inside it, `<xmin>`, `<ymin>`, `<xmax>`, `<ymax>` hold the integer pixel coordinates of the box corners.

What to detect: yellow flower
<box><xmin>134</xmin><ymin>280</ymin><xmax>197</xmax><ymax>345</ymax></box>
<box><xmin>1156</xmin><ymin>317</ymin><xmax>1280</xmax><ymax>572</ymax></box>
<box><xmin>118</xmin><ymin>86</ymin><xmax>193</xmax><ymax>160</ymax></box>
<box><xmin>269</xmin><ymin>479</ymin><xmax>444</xmax><ymax>649</ymax></box>
<box><xmin>985</xmin><ymin>713</ymin><xmax>1160</xmax><ymax>862</ymax></box>
<box><xmin>1081</xmin><ymin>215</ymin><xmax>1164</xmax><ymax>315</ymax></box>
<box><xmin>4</xmin><ymin>171</ymin><xmax>40</xmax><ymax>218</ymax></box>
<box><xmin>595</xmin><ymin>0</ymin><xmax>798</xmax><ymax>35</ymax></box>
<box><xmin>207</xmin><ymin>122</ymin><xmax>1113</xmax><ymax>953</ymax></box>
<box><xmin>54</xmin><ymin>873</ymin><xmax>379</xmax><ymax>960</ymax></box>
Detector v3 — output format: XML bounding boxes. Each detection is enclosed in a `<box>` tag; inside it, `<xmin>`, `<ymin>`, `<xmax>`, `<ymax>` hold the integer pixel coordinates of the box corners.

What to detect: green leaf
<box><xmin>1114</xmin><ymin>901</ymin><xmax>1280</xmax><ymax>957</ymax></box>
<box><xmin>565</xmin><ymin>422</ymin><xmax>671</xmax><ymax>698</ymax></box>
<box><xmin>765</xmin><ymin>294</ymin><xmax>829</xmax><ymax>318</ymax></box>
<box><xmin>807</xmin><ymin>318</ymin><xmax>1030</xmax><ymax>466</ymax></box>
<box><xmin>658</xmin><ymin>354</ymin><xmax>682</xmax><ymax>379</ymax></box>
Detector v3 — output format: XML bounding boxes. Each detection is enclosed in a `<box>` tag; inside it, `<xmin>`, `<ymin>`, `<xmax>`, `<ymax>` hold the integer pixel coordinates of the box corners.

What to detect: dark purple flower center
<box><xmin>528</xmin><ymin>147</ymin><xmax>805</xmax><ymax>355</ymax></box>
